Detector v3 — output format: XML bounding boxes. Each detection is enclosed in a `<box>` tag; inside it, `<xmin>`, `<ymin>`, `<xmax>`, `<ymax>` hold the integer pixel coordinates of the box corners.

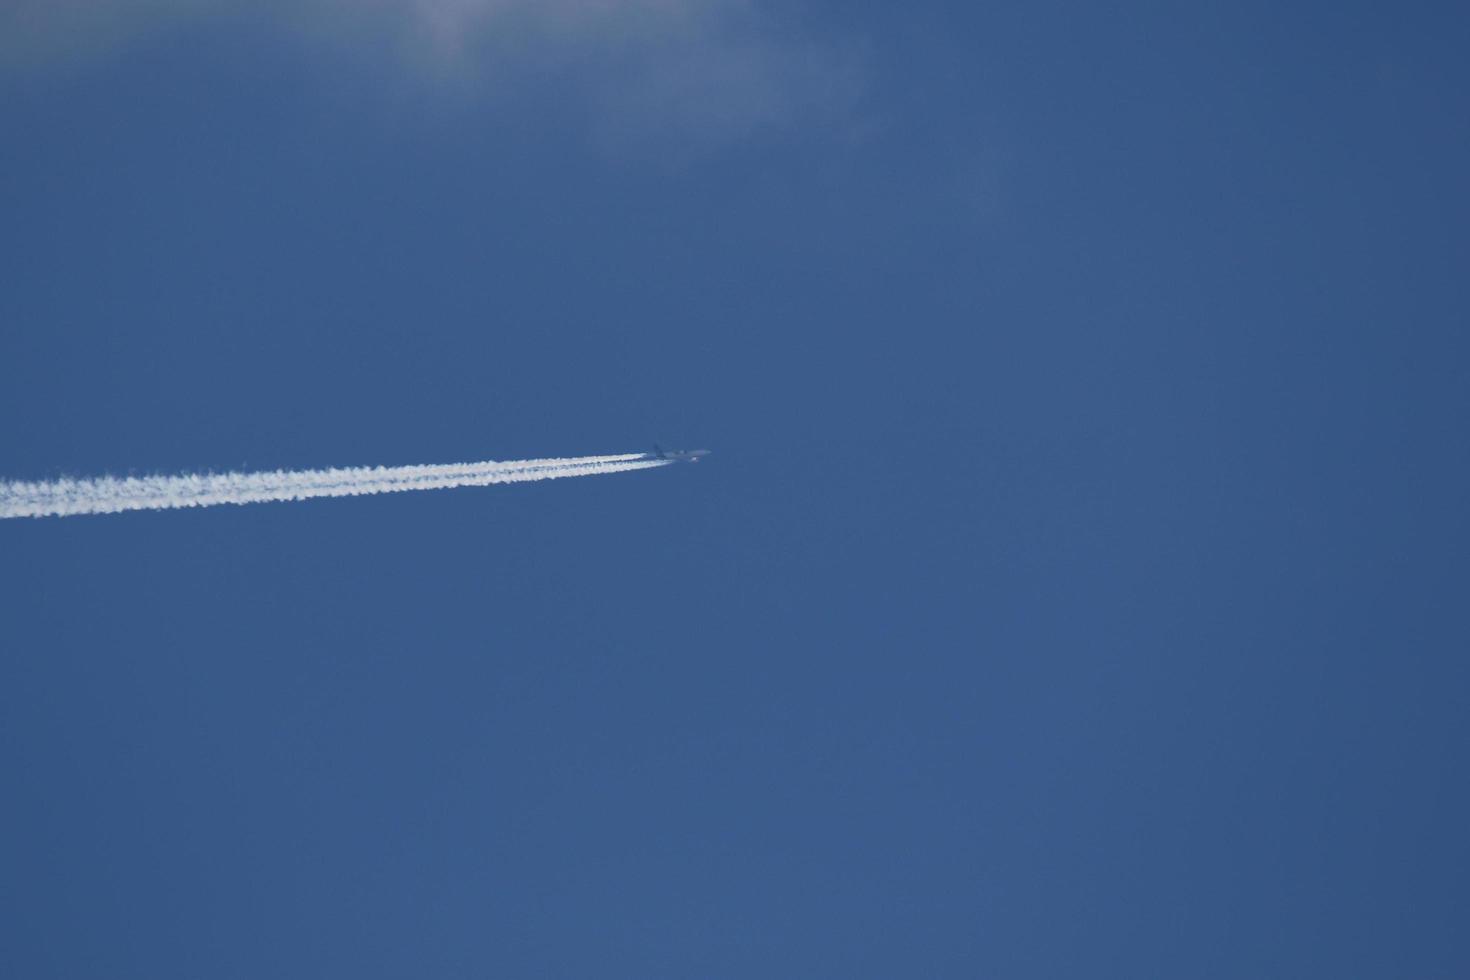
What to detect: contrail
<box><xmin>0</xmin><ymin>453</ymin><xmax>667</xmax><ymax>519</ymax></box>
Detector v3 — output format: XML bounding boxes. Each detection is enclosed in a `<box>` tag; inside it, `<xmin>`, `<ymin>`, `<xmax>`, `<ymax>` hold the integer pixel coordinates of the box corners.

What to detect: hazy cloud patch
<box><xmin>1</xmin><ymin>0</ymin><xmax>860</xmax><ymax>145</ymax></box>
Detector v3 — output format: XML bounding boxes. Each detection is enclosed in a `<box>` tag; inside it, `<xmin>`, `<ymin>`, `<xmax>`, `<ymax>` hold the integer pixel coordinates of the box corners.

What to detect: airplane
<box><xmin>652</xmin><ymin>444</ymin><xmax>711</xmax><ymax>463</ymax></box>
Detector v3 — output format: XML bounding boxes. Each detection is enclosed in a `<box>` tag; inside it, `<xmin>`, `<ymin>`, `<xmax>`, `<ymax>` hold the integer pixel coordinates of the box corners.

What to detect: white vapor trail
<box><xmin>0</xmin><ymin>453</ymin><xmax>668</xmax><ymax>519</ymax></box>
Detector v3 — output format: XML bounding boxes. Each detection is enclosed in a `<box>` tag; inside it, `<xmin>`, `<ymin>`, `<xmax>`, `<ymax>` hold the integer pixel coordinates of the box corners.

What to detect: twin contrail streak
<box><xmin>0</xmin><ymin>453</ymin><xmax>668</xmax><ymax>519</ymax></box>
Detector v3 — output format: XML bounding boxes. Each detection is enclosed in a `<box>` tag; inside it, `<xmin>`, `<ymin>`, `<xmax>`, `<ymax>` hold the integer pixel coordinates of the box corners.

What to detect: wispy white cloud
<box><xmin>1</xmin><ymin>0</ymin><xmax>860</xmax><ymax>145</ymax></box>
<box><xmin>0</xmin><ymin>452</ymin><xmax>669</xmax><ymax>519</ymax></box>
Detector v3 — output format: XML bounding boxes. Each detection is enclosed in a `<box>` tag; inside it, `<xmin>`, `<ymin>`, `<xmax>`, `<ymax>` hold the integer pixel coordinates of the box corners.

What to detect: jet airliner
<box><xmin>652</xmin><ymin>444</ymin><xmax>711</xmax><ymax>463</ymax></box>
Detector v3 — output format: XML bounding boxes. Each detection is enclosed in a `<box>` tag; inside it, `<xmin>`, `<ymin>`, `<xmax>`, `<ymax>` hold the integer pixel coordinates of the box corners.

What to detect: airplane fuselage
<box><xmin>653</xmin><ymin>446</ymin><xmax>711</xmax><ymax>463</ymax></box>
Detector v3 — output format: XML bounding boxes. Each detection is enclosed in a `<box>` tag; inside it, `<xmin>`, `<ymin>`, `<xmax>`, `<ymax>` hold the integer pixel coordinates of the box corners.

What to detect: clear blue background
<box><xmin>3</xmin><ymin>3</ymin><xmax>1467</xmax><ymax>976</ymax></box>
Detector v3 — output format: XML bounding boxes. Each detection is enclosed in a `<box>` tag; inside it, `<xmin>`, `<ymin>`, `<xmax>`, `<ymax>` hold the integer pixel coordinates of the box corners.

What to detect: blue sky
<box><xmin>2</xmin><ymin>2</ymin><xmax>1468</xmax><ymax>976</ymax></box>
